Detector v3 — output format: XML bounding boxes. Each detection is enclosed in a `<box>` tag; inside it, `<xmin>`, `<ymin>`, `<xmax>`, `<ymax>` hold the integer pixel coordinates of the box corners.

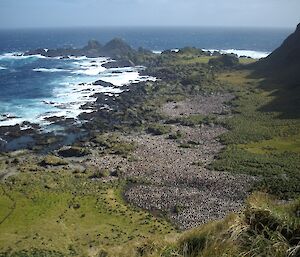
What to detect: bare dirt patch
<box><xmin>161</xmin><ymin>93</ymin><xmax>234</xmax><ymax>118</ymax></box>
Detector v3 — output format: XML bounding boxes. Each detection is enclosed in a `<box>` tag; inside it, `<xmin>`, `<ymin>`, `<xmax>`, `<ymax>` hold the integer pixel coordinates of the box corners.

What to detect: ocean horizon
<box><xmin>0</xmin><ymin>26</ymin><xmax>292</xmax><ymax>53</ymax></box>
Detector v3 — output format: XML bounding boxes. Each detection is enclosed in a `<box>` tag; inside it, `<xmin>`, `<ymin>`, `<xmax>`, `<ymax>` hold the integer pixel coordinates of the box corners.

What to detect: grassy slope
<box><xmin>131</xmin><ymin>192</ymin><xmax>300</xmax><ymax>257</ymax></box>
<box><xmin>0</xmin><ymin>171</ymin><xmax>174</xmax><ymax>256</ymax></box>
<box><xmin>211</xmin><ymin>69</ymin><xmax>300</xmax><ymax>198</ymax></box>
<box><xmin>67</xmin><ymin>192</ymin><xmax>298</xmax><ymax>257</ymax></box>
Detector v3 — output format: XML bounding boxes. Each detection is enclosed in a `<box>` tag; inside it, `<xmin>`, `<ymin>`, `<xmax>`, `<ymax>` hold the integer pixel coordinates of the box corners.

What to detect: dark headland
<box><xmin>25</xmin><ymin>38</ymin><xmax>153</xmax><ymax>68</ymax></box>
<box><xmin>0</xmin><ymin>24</ymin><xmax>299</xmax><ymax>257</ymax></box>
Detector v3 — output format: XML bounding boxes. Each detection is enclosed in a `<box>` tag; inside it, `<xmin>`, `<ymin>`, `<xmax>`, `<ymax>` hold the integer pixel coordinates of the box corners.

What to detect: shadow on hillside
<box><xmin>245</xmin><ymin>66</ymin><xmax>300</xmax><ymax>119</ymax></box>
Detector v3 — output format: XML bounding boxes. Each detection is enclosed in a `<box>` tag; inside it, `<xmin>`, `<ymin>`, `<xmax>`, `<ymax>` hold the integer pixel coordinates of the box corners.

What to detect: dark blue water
<box><xmin>0</xmin><ymin>56</ymin><xmax>70</xmax><ymax>101</ymax></box>
<box><xmin>0</xmin><ymin>27</ymin><xmax>292</xmax><ymax>54</ymax></box>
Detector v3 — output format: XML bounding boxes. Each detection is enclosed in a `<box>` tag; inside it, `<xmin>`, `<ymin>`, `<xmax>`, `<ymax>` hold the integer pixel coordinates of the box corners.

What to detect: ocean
<box><xmin>0</xmin><ymin>27</ymin><xmax>292</xmax><ymax>134</ymax></box>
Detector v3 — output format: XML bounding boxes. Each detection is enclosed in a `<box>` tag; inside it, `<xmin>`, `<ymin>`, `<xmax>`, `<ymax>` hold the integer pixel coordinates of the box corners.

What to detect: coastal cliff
<box><xmin>255</xmin><ymin>23</ymin><xmax>300</xmax><ymax>83</ymax></box>
<box><xmin>250</xmin><ymin>23</ymin><xmax>300</xmax><ymax>118</ymax></box>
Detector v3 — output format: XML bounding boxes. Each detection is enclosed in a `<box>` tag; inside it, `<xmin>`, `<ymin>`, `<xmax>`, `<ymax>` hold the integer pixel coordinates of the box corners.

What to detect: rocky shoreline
<box><xmin>0</xmin><ymin>62</ymin><xmax>154</xmax><ymax>151</ymax></box>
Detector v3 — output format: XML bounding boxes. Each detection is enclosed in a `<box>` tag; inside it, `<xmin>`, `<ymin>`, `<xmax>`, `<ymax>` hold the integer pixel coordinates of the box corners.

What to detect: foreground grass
<box><xmin>174</xmin><ymin>192</ymin><xmax>300</xmax><ymax>257</ymax></box>
<box><xmin>93</xmin><ymin>192</ymin><xmax>300</xmax><ymax>257</ymax></box>
<box><xmin>0</xmin><ymin>170</ymin><xmax>174</xmax><ymax>256</ymax></box>
<box><xmin>3</xmin><ymin>185</ymin><xmax>298</xmax><ymax>257</ymax></box>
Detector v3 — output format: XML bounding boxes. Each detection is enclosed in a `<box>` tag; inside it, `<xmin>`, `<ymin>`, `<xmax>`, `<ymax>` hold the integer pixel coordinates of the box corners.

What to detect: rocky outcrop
<box><xmin>102</xmin><ymin>38</ymin><xmax>134</xmax><ymax>58</ymax></box>
<box><xmin>248</xmin><ymin>23</ymin><xmax>300</xmax><ymax>118</ymax></box>
<box><xmin>178</xmin><ymin>47</ymin><xmax>209</xmax><ymax>56</ymax></box>
<box><xmin>92</xmin><ymin>80</ymin><xmax>115</xmax><ymax>87</ymax></box>
<box><xmin>57</xmin><ymin>146</ymin><xmax>90</xmax><ymax>157</ymax></box>
<box><xmin>84</xmin><ymin>39</ymin><xmax>102</xmax><ymax>50</ymax></box>
<box><xmin>102</xmin><ymin>59</ymin><xmax>135</xmax><ymax>69</ymax></box>
<box><xmin>208</xmin><ymin>54</ymin><xmax>239</xmax><ymax>68</ymax></box>
<box><xmin>25</xmin><ymin>38</ymin><xmax>137</xmax><ymax>60</ymax></box>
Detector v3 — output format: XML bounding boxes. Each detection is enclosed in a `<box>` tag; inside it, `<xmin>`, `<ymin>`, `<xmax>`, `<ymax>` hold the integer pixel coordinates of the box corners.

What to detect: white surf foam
<box><xmin>0</xmin><ymin>56</ymin><xmax>156</xmax><ymax>130</ymax></box>
<box><xmin>0</xmin><ymin>52</ymin><xmax>46</xmax><ymax>60</ymax></box>
<box><xmin>68</xmin><ymin>56</ymin><xmax>89</xmax><ymax>60</ymax></box>
<box><xmin>39</xmin><ymin>81</ymin><xmax>121</xmax><ymax>124</ymax></box>
<box><xmin>101</xmin><ymin>70</ymin><xmax>156</xmax><ymax>87</ymax></box>
<box><xmin>152</xmin><ymin>50</ymin><xmax>162</xmax><ymax>54</ymax></box>
<box><xmin>33</xmin><ymin>68</ymin><xmax>70</xmax><ymax>73</ymax></box>
<box><xmin>71</xmin><ymin>57</ymin><xmax>108</xmax><ymax>76</ymax></box>
<box><xmin>203</xmin><ymin>49</ymin><xmax>270</xmax><ymax>59</ymax></box>
<box><xmin>0</xmin><ymin>117</ymin><xmax>26</xmax><ymax>127</ymax></box>
<box><xmin>152</xmin><ymin>49</ymin><xmax>179</xmax><ymax>54</ymax></box>
<box><xmin>44</xmin><ymin>64</ymin><xmax>155</xmax><ymax>124</ymax></box>
<box><xmin>72</xmin><ymin>66</ymin><xmax>106</xmax><ymax>76</ymax></box>
<box><xmin>0</xmin><ymin>66</ymin><xmax>7</xmax><ymax>70</ymax></box>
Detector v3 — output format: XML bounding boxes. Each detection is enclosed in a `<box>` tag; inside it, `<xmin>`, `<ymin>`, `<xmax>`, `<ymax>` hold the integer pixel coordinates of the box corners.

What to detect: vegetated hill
<box><xmin>251</xmin><ymin>23</ymin><xmax>300</xmax><ymax>118</ymax></box>
<box><xmin>254</xmin><ymin>23</ymin><xmax>300</xmax><ymax>84</ymax></box>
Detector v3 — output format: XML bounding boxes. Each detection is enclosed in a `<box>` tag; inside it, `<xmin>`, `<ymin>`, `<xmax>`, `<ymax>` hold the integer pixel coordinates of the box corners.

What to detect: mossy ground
<box><xmin>0</xmin><ymin>168</ymin><xmax>175</xmax><ymax>256</ymax></box>
<box><xmin>242</xmin><ymin>134</ymin><xmax>300</xmax><ymax>154</ymax></box>
<box><xmin>171</xmin><ymin>56</ymin><xmax>216</xmax><ymax>65</ymax></box>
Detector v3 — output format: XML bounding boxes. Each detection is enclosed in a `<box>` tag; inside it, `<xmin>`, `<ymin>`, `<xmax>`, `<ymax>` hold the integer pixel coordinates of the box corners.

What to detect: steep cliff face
<box><xmin>255</xmin><ymin>23</ymin><xmax>300</xmax><ymax>83</ymax></box>
<box><xmin>252</xmin><ymin>23</ymin><xmax>300</xmax><ymax>118</ymax></box>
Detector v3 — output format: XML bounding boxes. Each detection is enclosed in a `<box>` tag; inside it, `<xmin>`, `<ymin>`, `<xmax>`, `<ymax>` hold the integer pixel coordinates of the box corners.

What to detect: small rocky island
<box><xmin>25</xmin><ymin>37</ymin><xmax>152</xmax><ymax>68</ymax></box>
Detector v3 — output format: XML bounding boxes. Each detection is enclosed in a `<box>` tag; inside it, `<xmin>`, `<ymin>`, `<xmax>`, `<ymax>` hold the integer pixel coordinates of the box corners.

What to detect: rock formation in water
<box><xmin>26</xmin><ymin>38</ymin><xmax>135</xmax><ymax>59</ymax></box>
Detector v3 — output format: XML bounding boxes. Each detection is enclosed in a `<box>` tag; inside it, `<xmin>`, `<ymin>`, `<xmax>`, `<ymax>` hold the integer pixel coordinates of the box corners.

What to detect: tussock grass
<box><xmin>92</xmin><ymin>133</ymin><xmax>136</xmax><ymax>156</ymax></box>
<box><xmin>147</xmin><ymin>123</ymin><xmax>172</xmax><ymax>135</ymax></box>
<box><xmin>109</xmin><ymin>193</ymin><xmax>299</xmax><ymax>257</ymax></box>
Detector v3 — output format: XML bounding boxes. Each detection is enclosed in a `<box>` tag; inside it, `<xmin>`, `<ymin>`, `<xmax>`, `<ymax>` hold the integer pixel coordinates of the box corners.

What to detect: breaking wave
<box><xmin>203</xmin><ymin>49</ymin><xmax>270</xmax><ymax>59</ymax></box>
